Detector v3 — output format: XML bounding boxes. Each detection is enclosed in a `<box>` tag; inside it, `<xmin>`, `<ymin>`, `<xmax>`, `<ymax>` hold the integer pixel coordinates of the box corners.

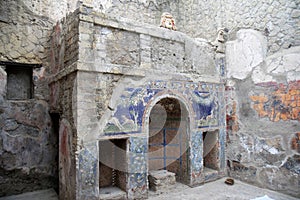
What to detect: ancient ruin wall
<box><xmin>220</xmin><ymin>0</ymin><xmax>300</xmax><ymax>197</ymax></box>
<box><xmin>225</xmin><ymin>30</ymin><xmax>300</xmax><ymax>197</ymax></box>
<box><xmin>178</xmin><ymin>0</ymin><xmax>300</xmax><ymax>55</ymax></box>
<box><xmin>1</xmin><ymin>0</ymin><xmax>299</xmax><ymax>198</ymax></box>
<box><xmin>48</xmin><ymin>9</ymin><xmax>82</xmax><ymax>199</ymax></box>
<box><xmin>13</xmin><ymin>0</ymin><xmax>299</xmax><ymax>55</ymax></box>
<box><xmin>47</xmin><ymin>5</ymin><xmax>226</xmax><ymax>199</ymax></box>
<box><xmin>0</xmin><ymin>0</ymin><xmax>58</xmax><ymax>196</ymax></box>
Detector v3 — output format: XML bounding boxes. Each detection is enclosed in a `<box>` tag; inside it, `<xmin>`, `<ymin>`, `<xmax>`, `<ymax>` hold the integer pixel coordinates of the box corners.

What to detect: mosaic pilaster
<box><xmin>77</xmin><ymin>142</ymin><xmax>99</xmax><ymax>199</ymax></box>
<box><xmin>219</xmin><ymin>128</ymin><xmax>226</xmax><ymax>171</ymax></box>
<box><xmin>190</xmin><ymin>131</ymin><xmax>203</xmax><ymax>185</ymax></box>
<box><xmin>127</xmin><ymin>136</ymin><xmax>148</xmax><ymax>199</ymax></box>
<box><xmin>218</xmin><ymin>85</ymin><xmax>226</xmax><ymax>171</ymax></box>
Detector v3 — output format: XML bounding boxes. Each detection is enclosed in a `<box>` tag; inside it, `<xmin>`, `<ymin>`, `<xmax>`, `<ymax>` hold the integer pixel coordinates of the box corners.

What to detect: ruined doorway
<box><xmin>99</xmin><ymin>139</ymin><xmax>127</xmax><ymax>199</ymax></box>
<box><xmin>148</xmin><ymin>98</ymin><xmax>189</xmax><ymax>184</ymax></box>
<box><xmin>203</xmin><ymin>130</ymin><xmax>220</xmax><ymax>176</ymax></box>
<box><xmin>50</xmin><ymin>113</ymin><xmax>60</xmax><ymax>194</ymax></box>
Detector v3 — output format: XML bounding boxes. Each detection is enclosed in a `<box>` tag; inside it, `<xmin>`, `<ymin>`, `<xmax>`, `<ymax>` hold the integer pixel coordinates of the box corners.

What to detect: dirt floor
<box><xmin>0</xmin><ymin>177</ymin><xmax>298</xmax><ymax>200</ymax></box>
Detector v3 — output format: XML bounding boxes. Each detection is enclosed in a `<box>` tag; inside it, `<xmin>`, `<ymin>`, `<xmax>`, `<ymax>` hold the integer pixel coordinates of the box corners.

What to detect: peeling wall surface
<box><xmin>226</xmin><ymin>29</ymin><xmax>300</xmax><ymax>197</ymax></box>
<box><xmin>0</xmin><ymin>0</ymin><xmax>299</xmax><ymax>199</ymax></box>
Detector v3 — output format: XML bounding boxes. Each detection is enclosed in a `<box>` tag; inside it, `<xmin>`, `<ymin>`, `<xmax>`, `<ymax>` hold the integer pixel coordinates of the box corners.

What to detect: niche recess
<box><xmin>99</xmin><ymin>139</ymin><xmax>127</xmax><ymax>197</ymax></box>
<box><xmin>1</xmin><ymin>62</ymin><xmax>41</xmax><ymax>100</ymax></box>
<box><xmin>203</xmin><ymin>130</ymin><xmax>220</xmax><ymax>175</ymax></box>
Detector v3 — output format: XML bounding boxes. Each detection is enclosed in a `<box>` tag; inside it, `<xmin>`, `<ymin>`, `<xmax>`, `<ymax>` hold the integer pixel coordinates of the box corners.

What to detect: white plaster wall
<box><xmin>226</xmin><ymin>29</ymin><xmax>300</xmax><ymax>84</ymax></box>
<box><xmin>226</xmin><ymin>29</ymin><xmax>267</xmax><ymax>81</ymax></box>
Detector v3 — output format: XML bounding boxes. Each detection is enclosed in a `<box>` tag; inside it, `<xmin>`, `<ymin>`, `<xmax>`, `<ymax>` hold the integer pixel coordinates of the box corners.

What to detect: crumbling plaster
<box><xmin>225</xmin><ymin>29</ymin><xmax>300</xmax><ymax>197</ymax></box>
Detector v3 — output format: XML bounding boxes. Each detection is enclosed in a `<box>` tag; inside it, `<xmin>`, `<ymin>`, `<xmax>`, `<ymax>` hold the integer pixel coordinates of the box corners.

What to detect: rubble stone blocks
<box><xmin>148</xmin><ymin>170</ymin><xmax>176</xmax><ymax>192</ymax></box>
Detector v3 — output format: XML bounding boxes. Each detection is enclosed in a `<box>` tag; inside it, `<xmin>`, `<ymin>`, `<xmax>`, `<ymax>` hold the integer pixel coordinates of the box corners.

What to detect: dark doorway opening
<box><xmin>50</xmin><ymin>113</ymin><xmax>60</xmax><ymax>194</ymax></box>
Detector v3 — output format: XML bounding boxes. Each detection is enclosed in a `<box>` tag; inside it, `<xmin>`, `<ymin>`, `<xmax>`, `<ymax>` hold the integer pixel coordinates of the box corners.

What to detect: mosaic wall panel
<box><xmin>102</xmin><ymin>80</ymin><xmax>225</xmax><ymax>190</ymax></box>
<box><xmin>103</xmin><ymin>80</ymin><xmax>223</xmax><ymax>135</ymax></box>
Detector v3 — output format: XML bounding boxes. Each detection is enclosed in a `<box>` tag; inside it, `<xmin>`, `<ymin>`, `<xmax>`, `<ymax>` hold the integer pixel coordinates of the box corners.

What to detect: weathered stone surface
<box><xmin>266</xmin><ymin>47</ymin><xmax>300</xmax><ymax>79</ymax></box>
<box><xmin>227</xmin><ymin>161</ymin><xmax>258</xmax><ymax>184</ymax></box>
<box><xmin>0</xmin><ymin>99</ymin><xmax>57</xmax><ymax>196</ymax></box>
<box><xmin>106</xmin><ymin>29</ymin><xmax>140</xmax><ymax>66</ymax></box>
<box><xmin>254</xmin><ymin>136</ymin><xmax>286</xmax><ymax>166</ymax></box>
<box><xmin>1</xmin><ymin>0</ymin><xmax>299</xmax><ymax>199</ymax></box>
<box><xmin>148</xmin><ymin>170</ymin><xmax>176</xmax><ymax>192</ymax></box>
<box><xmin>0</xmin><ymin>1</ymin><xmax>52</xmax><ymax>64</ymax></box>
<box><xmin>281</xmin><ymin>155</ymin><xmax>300</xmax><ymax>175</ymax></box>
<box><xmin>151</xmin><ymin>37</ymin><xmax>185</xmax><ymax>71</ymax></box>
<box><xmin>291</xmin><ymin>132</ymin><xmax>300</xmax><ymax>153</ymax></box>
<box><xmin>259</xmin><ymin>165</ymin><xmax>299</xmax><ymax>196</ymax></box>
<box><xmin>227</xmin><ymin>133</ymin><xmax>254</xmax><ymax>163</ymax></box>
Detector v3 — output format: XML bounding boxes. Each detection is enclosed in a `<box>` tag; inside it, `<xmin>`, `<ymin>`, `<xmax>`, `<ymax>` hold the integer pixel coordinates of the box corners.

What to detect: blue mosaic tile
<box><xmin>191</xmin><ymin>131</ymin><xmax>203</xmax><ymax>173</ymax></box>
<box><xmin>78</xmin><ymin>142</ymin><xmax>98</xmax><ymax>192</ymax></box>
<box><xmin>219</xmin><ymin>129</ymin><xmax>226</xmax><ymax>169</ymax></box>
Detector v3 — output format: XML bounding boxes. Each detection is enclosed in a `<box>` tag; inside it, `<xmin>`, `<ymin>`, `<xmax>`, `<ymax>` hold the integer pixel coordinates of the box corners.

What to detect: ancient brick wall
<box><xmin>48</xmin><ymin>10</ymin><xmax>82</xmax><ymax>199</ymax></box>
<box><xmin>10</xmin><ymin>0</ymin><xmax>299</xmax><ymax>56</ymax></box>
<box><xmin>67</xmin><ymin>0</ymin><xmax>300</xmax><ymax>57</ymax></box>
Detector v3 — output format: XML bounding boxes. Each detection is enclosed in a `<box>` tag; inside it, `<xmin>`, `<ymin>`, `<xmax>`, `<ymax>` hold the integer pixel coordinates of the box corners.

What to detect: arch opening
<box><xmin>148</xmin><ymin>97</ymin><xmax>190</xmax><ymax>187</ymax></box>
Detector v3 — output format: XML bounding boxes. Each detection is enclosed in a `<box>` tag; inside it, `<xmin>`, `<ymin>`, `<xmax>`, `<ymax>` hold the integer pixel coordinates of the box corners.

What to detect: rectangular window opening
<box><xmin>3</xmin><ymin>62</ymin><xmax>36</xmax><ymax>100</ymax></box>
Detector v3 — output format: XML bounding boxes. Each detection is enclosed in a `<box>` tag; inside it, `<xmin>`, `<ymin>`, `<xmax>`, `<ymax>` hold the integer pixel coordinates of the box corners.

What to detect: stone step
<box><xmin>148</xmin><ymin>170</ymin><xmax>176</xmax><ymax>192</ymax></box>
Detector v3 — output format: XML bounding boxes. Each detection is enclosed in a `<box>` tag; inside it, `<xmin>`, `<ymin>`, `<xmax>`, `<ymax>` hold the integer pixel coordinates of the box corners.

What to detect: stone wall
<box><xmin>10</xmin><ymin>0</ymin><xmax>299</xmax><ymax>55</ymax></box>
<box><xmin>222</xmin><ymin>0</ymin><xmax>299</xmax><ymax>54</ymax></box>
<box><xmin>48</xmin><ymin>9</ymin><xmax>81</xmax><ymax>199</ymax></box>
<box><xmin>225</xmin><ymin>29</ymin><xmax>300</xmax><ymax>197</ymax></box>
<box><xmin>177</xmin><ymin>0</ymin><xmax>300</xmax><ymax>55</ymax></box>
<box><xmin>0</xmin><ymin>0</ymin><xmax>58</xmax><ymax>196</ymax></box>
<box><xmin>70</xmin><ymin>0</ymin><xmax>300</xmax><ymax>56</ymax></box>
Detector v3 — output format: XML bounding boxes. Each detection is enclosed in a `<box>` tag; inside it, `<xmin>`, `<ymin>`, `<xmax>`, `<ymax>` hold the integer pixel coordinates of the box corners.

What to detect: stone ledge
<box><xmin>49</xmin><ymin>61</ymin><xmax>224</xmax><ymax>84</ymax></box>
